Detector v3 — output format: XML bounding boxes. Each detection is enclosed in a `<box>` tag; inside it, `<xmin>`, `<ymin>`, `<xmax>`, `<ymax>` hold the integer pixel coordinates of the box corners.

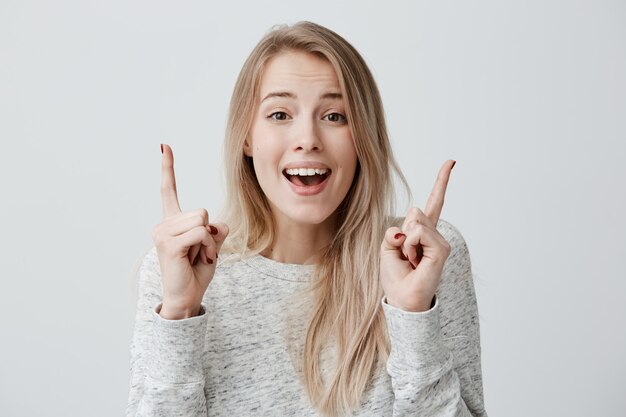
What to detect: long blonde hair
<box><xmin>220</xmin><ymin>21</ymin><xmax>410</xmax><ymax>416</ymax></box>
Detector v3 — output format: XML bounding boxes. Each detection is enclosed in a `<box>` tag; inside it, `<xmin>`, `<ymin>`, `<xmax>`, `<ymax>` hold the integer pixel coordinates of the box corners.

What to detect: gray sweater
<box><xmin>126</xmin><ymin>219</ymin><xmax>487</xmax><ymax>416</ymax></box>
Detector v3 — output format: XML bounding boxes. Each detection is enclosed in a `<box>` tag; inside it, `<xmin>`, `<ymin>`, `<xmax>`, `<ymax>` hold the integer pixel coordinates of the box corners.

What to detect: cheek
<box><xmin>336</xmin><ymin>136</ymin><xmax>358</xmax><ymax>174</ymax></box>
<box><xmin>250</xmin><ymin>139</ymin><xmax>283</xmax><ymax>181</ymax></box>
<box><xmin>252</xmin><ymin>140</ymin><xmax>281</xmax><ymax>164</ymax></box>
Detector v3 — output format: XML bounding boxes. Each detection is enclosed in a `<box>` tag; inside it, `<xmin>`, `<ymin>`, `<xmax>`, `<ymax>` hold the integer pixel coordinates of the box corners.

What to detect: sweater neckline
<box><xmin>242</xmin><ymin>253</ymin><xmax>315</xmax><ymax>282</ymax></box>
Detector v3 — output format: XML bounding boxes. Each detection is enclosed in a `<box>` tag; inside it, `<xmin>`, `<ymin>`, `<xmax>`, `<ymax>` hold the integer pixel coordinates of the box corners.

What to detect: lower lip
<box><xmin>284</xmin><ymin>174</ymin><xmax>331</xmax><ymax>196</ymax></box>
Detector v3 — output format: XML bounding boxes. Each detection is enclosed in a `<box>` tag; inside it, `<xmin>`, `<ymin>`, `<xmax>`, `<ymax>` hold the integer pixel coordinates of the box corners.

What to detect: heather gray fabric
<box><xmin>126</xmin><ymin>219</ymin><xmax>487</xmax><ymax>416</ymax></box>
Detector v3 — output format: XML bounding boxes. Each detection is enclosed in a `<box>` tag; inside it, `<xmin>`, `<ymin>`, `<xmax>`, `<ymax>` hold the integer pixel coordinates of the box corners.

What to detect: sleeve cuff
<box><xmin>147</xmin><ymin>303</ymin><xmax>208</xmax><ymax>384</ymax></box>
<box><xmin>381</xmin><ymin>295</ymin><xmax>449</xmax><ymax>373</ymax></box>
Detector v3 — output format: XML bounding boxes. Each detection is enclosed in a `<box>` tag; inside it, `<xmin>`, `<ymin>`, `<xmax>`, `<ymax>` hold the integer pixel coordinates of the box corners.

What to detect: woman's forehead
<box><xmin>259</xmin><ymin>51</ymin><xmax>341</xmax><ymax>98</ymax></box>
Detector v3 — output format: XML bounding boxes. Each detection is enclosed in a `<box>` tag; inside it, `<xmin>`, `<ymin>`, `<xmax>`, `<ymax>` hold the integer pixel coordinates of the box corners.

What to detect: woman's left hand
<box><xmin>380</xmin><ymin>160</ymin><xmax>456</xmax><ymax>312</ymax></box>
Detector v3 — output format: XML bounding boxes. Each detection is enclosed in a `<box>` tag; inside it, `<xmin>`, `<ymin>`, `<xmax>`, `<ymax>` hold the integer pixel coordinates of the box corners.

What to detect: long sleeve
<box><xmin>381</xmin><ymin>220</ymin><xmax>487</xmax><ymax>417</ymax></box>
<box><xmin>126</xmin><ymin>247</ymin><xmax>209</xmax><ymax>417</ymax></box>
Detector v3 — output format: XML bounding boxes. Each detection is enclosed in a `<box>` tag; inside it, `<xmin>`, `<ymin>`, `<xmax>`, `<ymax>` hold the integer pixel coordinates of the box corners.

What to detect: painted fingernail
<box><xmin>451</xmin><ymin>160</ymin><xmax>456</xmax><ymax>169</ymax></box>
<box><xmin>207</xmin><ymin>258</ymin><xmax>214</xmax><ymax>265</ymax></box>
<box><xmin>160</xmin><ymin>144</ymin><xmax>163</xmax><ymax>154</ymax></box>
<box><xmin>209</xmin><ymin>225</ymin><xmax>218</xmax><ymax>235</ymax></box>
<box><xmin>394</xmin><ymin>233</ymin><xmax>406</xmax><ymax>240</ymax></box>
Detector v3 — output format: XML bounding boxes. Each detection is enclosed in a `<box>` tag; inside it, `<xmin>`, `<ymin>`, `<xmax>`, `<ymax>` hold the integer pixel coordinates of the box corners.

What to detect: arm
<box><xmin>126</xmin><ymin>246</ymin><xmax>209</xmax><ymax>417</ymax></box>
<box><xmin>381</xmin><ymin>220</ymin><xmax>487</xmax><ymax>416</ymax></box>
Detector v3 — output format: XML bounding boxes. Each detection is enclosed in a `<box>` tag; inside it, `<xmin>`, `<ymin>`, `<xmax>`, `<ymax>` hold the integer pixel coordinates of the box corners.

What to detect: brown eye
<box><xmin>269</xmin><ymin>111</ymin><xmax>289</xmax><ymax>121</ymax></box>
<box><xmin>323</xmin><ymin>112</ymin><xmax>346</xmax><ymax>123</ymax></box>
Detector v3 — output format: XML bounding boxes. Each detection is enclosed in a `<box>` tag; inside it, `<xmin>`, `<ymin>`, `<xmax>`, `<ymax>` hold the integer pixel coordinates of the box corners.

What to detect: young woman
<box><xmin>127</xmin><ymin>22</ymin><xmax>487</xmax><ymax>417</ymax></box>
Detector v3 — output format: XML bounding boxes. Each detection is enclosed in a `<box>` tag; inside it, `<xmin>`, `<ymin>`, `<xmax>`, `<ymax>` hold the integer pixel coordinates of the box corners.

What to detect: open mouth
<box><xmin>282</xmin><ymin>168</ymin><xmax>331</xmax><ymax>187</ymax></box>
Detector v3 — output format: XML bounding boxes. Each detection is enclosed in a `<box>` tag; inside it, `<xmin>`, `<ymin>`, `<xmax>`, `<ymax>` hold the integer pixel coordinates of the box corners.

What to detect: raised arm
<box><xmin>379</xmin><ymin>160</ymin><xmax>487</xmax><ymax>416</ymax></box>
<box><xmin>127</xmin><ymin>144</ymin><xmax>228</xmax><ymax>416</ymax></box>
<box><xmin>382</xmin><ymin>220</ymin><xmax>487</xmax><ymax>416</ymax></box>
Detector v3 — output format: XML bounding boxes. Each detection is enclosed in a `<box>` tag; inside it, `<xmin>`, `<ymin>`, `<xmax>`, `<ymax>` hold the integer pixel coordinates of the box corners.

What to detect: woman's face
<box><xmin>245</xmin><ymin>50</ymin><xmax>358</xmax><ymax>228</ymax></box>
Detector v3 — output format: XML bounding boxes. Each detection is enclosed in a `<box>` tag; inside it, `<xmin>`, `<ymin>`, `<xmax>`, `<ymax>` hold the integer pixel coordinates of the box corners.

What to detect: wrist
<box><xmin>385</xmin><ymin>294</ymin><xmax>436</xmax><ymax>313</ymax></box>
<box><xmin>158</xmin><ymin>302</ymin><xmax>201</xmax><ymax>320</ymax></box>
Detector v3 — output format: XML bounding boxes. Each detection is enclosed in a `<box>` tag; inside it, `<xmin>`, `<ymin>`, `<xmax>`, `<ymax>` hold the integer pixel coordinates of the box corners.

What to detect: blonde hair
<box><xmin>220</xmin><ymin>21</ymin><xmax>410</xmax><ymax>416</ymax></box>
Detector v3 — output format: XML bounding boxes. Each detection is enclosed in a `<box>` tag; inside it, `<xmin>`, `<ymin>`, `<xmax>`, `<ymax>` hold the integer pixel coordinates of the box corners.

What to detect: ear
<box><xmin>243</xmin><ymin>138</ymin><xmax>253</xmax><ymax>157</ymax></box>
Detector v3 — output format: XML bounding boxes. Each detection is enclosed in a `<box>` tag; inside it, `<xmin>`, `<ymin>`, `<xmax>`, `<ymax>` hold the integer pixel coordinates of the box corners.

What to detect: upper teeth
<box><xmin>285</xmin><ymin>168</ymin><xmax>329</xmax><ymax>176</ymax></box>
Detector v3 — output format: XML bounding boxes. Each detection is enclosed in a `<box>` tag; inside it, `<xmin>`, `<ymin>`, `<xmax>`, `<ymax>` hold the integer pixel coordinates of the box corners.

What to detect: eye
<box><xmin>323</xmin><ymin>112</ymin><xmax>347</xmax><ymax>123</ymax></box>
<box><xmin>268</xmin><ymin>111</ymin><xmax>290</xmax><ymax>121</ymax></box>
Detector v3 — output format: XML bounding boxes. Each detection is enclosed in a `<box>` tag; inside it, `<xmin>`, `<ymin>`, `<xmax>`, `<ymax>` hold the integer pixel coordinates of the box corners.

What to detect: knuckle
<box><xmin>194</xmin><ymin>214</ymin><xmax>207</xmax><ymax>226</ymax></box>
<box><xmin>194</xmin><ymin>208</ymin><xmax>209</xmax><ymax>222</ymax></box>
<box><xmin>194</xmin><ymin>225</ymin><xmax>210</xmax><ymax>243</ymax></box>
<box><xmin>201</xmin><ymin>226</ymin><xmax>211</xmax><ymax>239</ymax></box>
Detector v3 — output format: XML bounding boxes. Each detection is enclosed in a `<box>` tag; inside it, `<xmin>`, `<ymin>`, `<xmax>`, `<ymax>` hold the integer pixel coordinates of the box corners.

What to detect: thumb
<box><xmin>207</xmin><ymin>222</ymin><xmax>229</xmax><ymax>254</ymax></box>
<box><xmin>381</xmin><ymin>226</ymin><xmax>406</xmax><ymax>254</ymax></box>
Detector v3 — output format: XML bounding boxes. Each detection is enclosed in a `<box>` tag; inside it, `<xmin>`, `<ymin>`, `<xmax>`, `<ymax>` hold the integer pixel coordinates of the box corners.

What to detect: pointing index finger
<box><xmin>424</xmin><ymin>159</ymin><xmax>455</xmax><ymax>225</ymax></box>
<box><xmin>161</xmin><ymin>144</ymin><xmax>182</xmax><ymax>218</ymax></box>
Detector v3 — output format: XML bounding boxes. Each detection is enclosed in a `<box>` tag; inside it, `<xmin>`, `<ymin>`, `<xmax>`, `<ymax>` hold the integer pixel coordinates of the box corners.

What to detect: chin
<box><xmin>282</xmin><ymin>206</ymin><xmax>337</xmax><ymax>226</ymax></box>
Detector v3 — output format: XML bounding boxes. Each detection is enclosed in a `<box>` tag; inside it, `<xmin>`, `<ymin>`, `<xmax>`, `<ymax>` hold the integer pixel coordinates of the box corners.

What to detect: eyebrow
<box><xmin>260</xmin><ymin>91</ymin><xmax>343</xmax><ymax>102</ymax></box>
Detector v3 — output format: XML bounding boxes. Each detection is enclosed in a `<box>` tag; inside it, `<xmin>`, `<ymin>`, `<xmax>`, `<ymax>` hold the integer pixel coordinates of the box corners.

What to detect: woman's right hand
<box><xmin>151</xmin><ymin>144</ymin><xmax>229</xmax><ymax>320</ymax></box>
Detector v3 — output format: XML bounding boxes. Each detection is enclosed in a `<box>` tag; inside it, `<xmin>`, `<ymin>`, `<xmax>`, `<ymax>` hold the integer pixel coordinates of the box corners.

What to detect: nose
<box><xmin>294</xmin><ymin>118</ymin><xmax>323</xmax><ymax>152</ymax></box>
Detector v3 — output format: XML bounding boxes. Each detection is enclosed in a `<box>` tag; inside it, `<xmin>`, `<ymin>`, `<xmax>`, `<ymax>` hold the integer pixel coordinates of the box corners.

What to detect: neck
<box><xmin>261</xmin><ymin>214</ymin><xmax>336</xmax><ymax>265</ymax></box>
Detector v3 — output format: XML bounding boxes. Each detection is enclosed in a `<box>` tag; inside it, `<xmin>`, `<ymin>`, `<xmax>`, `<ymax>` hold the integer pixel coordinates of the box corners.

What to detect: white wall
<box><xmin>1</xmin><ymin>0</ymin><xmax>624</xmax><ymax>415</ymax></box>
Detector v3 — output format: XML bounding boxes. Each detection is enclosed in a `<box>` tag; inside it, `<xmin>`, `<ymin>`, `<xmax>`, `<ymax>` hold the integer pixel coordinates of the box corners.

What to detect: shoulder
<box><xmin>132</xmin><ymin>245</ymin><xmax>161</xmax><ymax>289</ymax></box>
<box><xmin>436</xmin><ymin>218</ymin><xmax>472</xmax><ymax>277</ymax></box>
<box><xmin>141</xmin><ymin>245</ymin><xmax>159</xmax><ymax>268</ymax></box>
<box><xmin>435</xmin><ymin>219</ymin><xmax>476</xmax><ymax>317</ymax></box>
<box><xmin>437</xmin><ymin>219</ymin><xmax>470</xmax><ymax>255</ymax></box>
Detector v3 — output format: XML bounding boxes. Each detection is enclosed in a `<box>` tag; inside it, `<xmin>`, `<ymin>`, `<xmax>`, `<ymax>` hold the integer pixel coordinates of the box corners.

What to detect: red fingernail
<box><xmin>451</xmin><ymin>160</ymin><xmax>456</xmax><ymax>169</ymax></box>
<box><xmin>209</xmin><ymin>225</ymin><xmax>218</xmax><ymax>235</ymax></box>
<box><xmin>207</xmin><ymin>258</ymin><xmax>214</xmax><ymax>265</ymax></box>
<box><xmin>394</xmin><ymin>233</ymin><xmax>406</xmax><ymax>240</ymax></box>
<box><xmin>160</xmin><ymin>144</ymin><xmax>163</xmax><ymax>154</ymax></box>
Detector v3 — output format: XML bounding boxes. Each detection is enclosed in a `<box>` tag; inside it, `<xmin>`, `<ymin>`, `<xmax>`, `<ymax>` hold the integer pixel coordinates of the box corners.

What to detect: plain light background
<box><xmin>1</xmin><ymin>0</ymin><xmax>625</xmax><ymax>415</ymax></box>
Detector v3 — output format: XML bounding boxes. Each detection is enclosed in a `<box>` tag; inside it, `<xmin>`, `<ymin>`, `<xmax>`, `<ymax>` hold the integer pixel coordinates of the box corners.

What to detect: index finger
<box><xmin>160</xmin><ymin>144</ymin><xmax>182</xmax><ymax>218</ymax></box>
<box><xmin>424</xmin><ymin>159</ymin><xmax>455</xmax><ymax>225</ymax></box>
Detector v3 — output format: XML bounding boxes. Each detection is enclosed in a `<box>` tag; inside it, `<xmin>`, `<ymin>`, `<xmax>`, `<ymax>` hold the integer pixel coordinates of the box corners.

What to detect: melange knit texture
<box><xmin>126</xmin><ymin>219</ymin><xmax>488</xmax><ymax>416</ymax></box>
